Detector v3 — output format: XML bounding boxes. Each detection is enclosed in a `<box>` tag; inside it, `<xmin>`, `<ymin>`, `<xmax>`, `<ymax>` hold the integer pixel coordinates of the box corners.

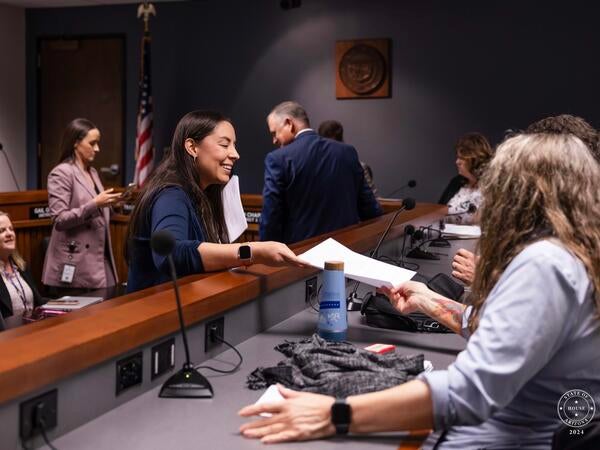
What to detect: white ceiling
<box><xmin>0</xmin><ymin>0</ymin><xmax>183</xmax><ymax>8</ymax></box>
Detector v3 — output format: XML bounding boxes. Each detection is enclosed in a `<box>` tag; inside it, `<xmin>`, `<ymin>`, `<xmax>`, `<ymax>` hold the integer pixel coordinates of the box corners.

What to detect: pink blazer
<box><xmin>42</xmin><ymin>162</ymin><xmax>118</xmax><ymax>288</ymax></box>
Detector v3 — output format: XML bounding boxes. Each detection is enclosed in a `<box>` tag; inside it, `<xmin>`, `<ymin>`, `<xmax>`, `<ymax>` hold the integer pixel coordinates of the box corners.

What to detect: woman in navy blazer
<box><xmin>126</xmin><ymin>110</ymin><xmax>306</xmax><ymax>293</ymax></box>
<box><xmin>42</xmin><ymin>118</ymin><xmax>121</xmax><ymax>292</ymax></box>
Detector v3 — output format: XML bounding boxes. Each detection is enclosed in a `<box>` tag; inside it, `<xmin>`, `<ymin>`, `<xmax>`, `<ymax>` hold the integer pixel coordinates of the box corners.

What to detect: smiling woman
<box><xmin>126</xmin><ymin>110</ymin><xmax>307</xmax><ymax>293</ymax></box>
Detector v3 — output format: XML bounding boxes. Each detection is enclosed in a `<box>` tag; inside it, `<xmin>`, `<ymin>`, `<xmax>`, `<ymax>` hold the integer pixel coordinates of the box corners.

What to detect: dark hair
<box><xmin>127</xmin><ymin>111</ymin><xmax>230</xmax><ymax>259</ymax></box>
<box><xmin>525</xmin><ymin>114</ymin><xmax>599</xmax><ymax>162</ymax></box>
<box><xmin>318</xmin><ymin>120</ymin><xmax>344</xmax><ymax>142</ymax></box>
<box><xmin>455</xmin><ymin>132</ymin><xmax>494</xmax><ymax>180</ymax></box>
<box><xmin>57</xmin><ymin>118</ymin><xmax>98</xmax><ymax>163</ymax></box>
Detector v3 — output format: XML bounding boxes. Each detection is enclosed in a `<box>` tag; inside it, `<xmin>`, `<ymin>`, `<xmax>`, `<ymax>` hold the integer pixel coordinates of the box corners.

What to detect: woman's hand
<box><xmin>238</xmin><ymin>385</ymin><xmax>335</xmax><ymax>444</ymax></box>
<box><xmin>94</xmin><ymin>188</ymin><xmax>121</xmax><ymax>208</ymax></box>
<box><xmin>250</xmin><ymin>242</ymin><xmax>310</xmax><ymax>268</ymax></box>
<box><xmin>452</xmin><ymin>248</ymin><xmax>477</xmax><ymax>285</ymax></box>
<box><xmin>378</xmin><ymin>281</ymin><xmax>435</xmax><ymax>315</ymax></box>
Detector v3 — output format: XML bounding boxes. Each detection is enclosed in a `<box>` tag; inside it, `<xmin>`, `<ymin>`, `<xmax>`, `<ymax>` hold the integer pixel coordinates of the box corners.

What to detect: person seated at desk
<box><xmin>0</xmin><ymin>211</ymin><xmax>45</xmax><ymax>319</ymax></box>
<box><xmin>438</xmin><ymin>132</ymin><xmax>493</xmax><ymax>225</ymax></box>
<box><xmin>451</xmin><ymin>114</ymin><xmax>600</xmax><ymax>286</ymax></box>
<box><xmin>42</xmin><ymin>118</ymin><xmax>121</xmax><ymax>296</ymax></box>
<box><xmin>126</xmin><ymin>110</ymin><xmax>307</xmax><ymax>293</ymax></box>
<box><xmin>239</xmin><ymin>133</ymin><xmax>600</xmax><ymax>448</ymax></box>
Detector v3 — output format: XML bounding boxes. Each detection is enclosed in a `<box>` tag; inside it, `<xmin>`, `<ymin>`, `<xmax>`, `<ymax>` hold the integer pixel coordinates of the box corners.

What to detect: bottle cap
<box><xmin>324</xmin><ymin>261</ymin><xmax>344</xmax><ymax>271</ymax></box>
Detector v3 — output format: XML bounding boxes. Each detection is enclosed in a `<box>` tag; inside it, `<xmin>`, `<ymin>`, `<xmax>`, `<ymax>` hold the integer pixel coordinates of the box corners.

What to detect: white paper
<box><xmin>40</xmin><ymin>296</ymin><xmax>103</xmax><ymax>311</ymax></box>
<box><xmin>299</xmin><ymin>238</ymin><xmax>415</xmax><ymax>288</ymax></box>
<box><xmin>221</xmin><ymin>175</ymin><xmax>248</xmax><ymax>242</ymax></box>
<box><xmin>254</xmin><ymin>384</ymin><xmax>285</xmax><ymax>417</ymax></box>
<box><xmin>440</xmin><ymin>224</ymin><xmax>481</xmax><ymax>238</ymax></box>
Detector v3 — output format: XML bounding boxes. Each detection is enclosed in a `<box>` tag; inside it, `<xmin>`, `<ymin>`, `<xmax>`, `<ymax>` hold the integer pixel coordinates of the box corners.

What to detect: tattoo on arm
<box><xmin>425</xmin><ymin>298</ymin><xmax>466</xmax><ymax>334</ymax></box>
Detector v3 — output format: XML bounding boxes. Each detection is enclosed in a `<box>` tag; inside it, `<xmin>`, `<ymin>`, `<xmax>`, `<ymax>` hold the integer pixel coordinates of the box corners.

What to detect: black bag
<box><xmin>360</xmin><ymin>273</ymin><xmax>465</xmax><ymax>333</ymax></box>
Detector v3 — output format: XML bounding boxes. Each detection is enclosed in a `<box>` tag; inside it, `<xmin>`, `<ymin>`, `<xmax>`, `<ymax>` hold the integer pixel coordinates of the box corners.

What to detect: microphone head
<box><xmin>407</xmin><ymin>179</ymin><xmax>416</xmax><ymax>188</ymax></box>
<box><xmin>413</xmin><ymin>229</ymin><xmax>425</xmax><ymax>240</ymax></box>
<box><xmin>402</xmin><ymin>197</ymin><xmax>416</xmax><ymax>211</ymax></box>
<box><xmin>151</xmin><ymin>230</ymin><xmax>176</xmax><ymax>256</ymax></box>
<box><xmin>404</xmin><ymin>224</ymin><xmax>415</xmax><ymax>235</ymax></box>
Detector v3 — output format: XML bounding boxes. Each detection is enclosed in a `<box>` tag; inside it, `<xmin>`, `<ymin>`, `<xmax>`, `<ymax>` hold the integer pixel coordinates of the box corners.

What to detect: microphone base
<box><xmin>406</xmin><ymin>248</ymin><xmax>440</xmax><ymax>260</ymax></box>
<box><xmin>159</xmin><ymin>366</ymin><xmax>214</xmax><ymax>399</ymax></box>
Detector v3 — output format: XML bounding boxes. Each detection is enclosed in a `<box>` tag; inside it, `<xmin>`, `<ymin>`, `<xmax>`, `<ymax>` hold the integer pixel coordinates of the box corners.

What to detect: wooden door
<box><xmin>38</xmin><ymin>37</ymin><xmax>124</xmax><ymax>188</ymax></box>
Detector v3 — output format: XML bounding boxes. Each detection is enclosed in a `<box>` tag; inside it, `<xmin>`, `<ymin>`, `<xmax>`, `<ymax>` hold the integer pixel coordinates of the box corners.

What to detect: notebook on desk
<box><xmin>40</xmin><ymin>296</ymin><xmax>104</xmax><ymax>311</ymax></box>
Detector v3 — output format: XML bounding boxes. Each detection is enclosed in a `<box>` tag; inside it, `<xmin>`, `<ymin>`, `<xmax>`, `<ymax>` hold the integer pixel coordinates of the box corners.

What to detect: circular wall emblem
<box><xmin>339</xmin><ymin>44</ymin><xmax>386</xmax><ymax>95</ymax></box>
<box><xmin>557</xmin><ymin>389</ymin><xmax>596</xmax><ymax>428</ymax></box>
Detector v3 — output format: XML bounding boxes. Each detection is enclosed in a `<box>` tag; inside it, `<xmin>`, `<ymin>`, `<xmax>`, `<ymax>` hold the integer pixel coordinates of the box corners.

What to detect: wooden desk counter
<box><xmin>0</xmin><ymin>203</ymin><xmax>445</xmax><ymax>406</ymax></box>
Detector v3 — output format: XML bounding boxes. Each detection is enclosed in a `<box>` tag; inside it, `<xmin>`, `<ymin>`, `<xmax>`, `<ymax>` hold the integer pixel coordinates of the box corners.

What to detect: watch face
<box><xmin>331</xmin><ymin>400</ymin><xmax>351</xmax><ymax>425</ymax></box>
<box><xmin>239</xmin><ymin>245</ymin><xmax>252</xmax><ymax>260</ymax></box>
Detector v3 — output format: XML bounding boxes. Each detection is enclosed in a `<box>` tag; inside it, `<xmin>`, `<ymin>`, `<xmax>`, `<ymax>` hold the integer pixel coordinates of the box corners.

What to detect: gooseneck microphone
<box><xmin>151</xmin><ymin>230</ymin><xmax>213</xmax><ymax>398</ymax></box>
<box><xmin>0</xmin><ymin>143</ymin><xmax>21</xmax><ymax>191</ymax></box>
<box><xmin>347</xmin><ymin>197</ymin><xmax>416</xmax><ymax>311</ymax></box>
<box><xmin>385</xmin><ymin>179</ymin><xmax>416</xmax><ymax>198</ymax></box>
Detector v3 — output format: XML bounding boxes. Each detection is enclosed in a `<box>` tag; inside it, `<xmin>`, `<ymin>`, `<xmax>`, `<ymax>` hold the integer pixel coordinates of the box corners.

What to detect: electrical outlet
<box><xmin>116</xmin><ymin>352</ymin><xmax>143</xmax><ymax>395</ymax></box>
<box><xmin>305</xmin><ymin>276</ymin><xmax>318</xmax><ymax>305</ymax></box>
<box><xmin>20</xmin><ymin>389</ymin><xmax>58</xmax><ymax>440</ymax></box>
<box><xmin>205</xmin><ymin>317</ymin><xmax>224</xmax><ymax>352</ymax></box>
<box><xmin>151</xmin><ymin>338</ymin><xmax>175</xmax><ymax>380</ymax></box>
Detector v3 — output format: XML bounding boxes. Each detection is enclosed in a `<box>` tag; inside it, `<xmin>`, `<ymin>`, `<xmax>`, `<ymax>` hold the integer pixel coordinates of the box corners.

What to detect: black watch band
<box><xmin>331</xmin><ymin>397</ymin><xmax>351</xmax><ymax>435</ymax></box>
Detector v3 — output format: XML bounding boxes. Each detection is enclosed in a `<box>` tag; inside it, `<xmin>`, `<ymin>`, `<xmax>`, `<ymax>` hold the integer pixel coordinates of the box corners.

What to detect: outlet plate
<box><xmin>205</xmin><ymin>317</ymin><xmax>224</xmax><ymax>352</ymax></box>
<box><xmin>116</xmin><ymin>352</ymin><xmax>143</xmax><ymax>395</ymax></box>
<box><xmin>151</xmin><ymin>338</ymin><xmax>175</xmax><ymax>380</ymax></box>
<box><xmin>20</xmin><ymin>389</ymin><xmax>58</xmax><ymax>440</ymax></box>
<box><xmin>305</xmin><ymin>276</ymin><xmax>318</xmax><ymax>305</ymax></box>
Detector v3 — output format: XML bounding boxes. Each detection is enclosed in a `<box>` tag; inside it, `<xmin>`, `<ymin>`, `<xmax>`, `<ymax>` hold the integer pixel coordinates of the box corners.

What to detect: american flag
<box><xmin>133</xmin><ymin>32</ymin><xmax>154</xmax><ymax>187</ymax></box>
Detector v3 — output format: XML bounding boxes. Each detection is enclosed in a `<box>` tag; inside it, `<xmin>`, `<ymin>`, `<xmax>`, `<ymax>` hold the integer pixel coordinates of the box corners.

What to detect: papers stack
<box><xmin>40</xmin><ymin>296</ymin><xmax>103</xmax><ymax>312</ymax></box>
<box><xmin>299</xmin><ymin>238</ymin><xmax>415</xmax><ymax>288</ymax></box>
<box><xmin>440</xmin><ymin>224</ymin><xmax>481</xmax><ymax>238</ymax></box>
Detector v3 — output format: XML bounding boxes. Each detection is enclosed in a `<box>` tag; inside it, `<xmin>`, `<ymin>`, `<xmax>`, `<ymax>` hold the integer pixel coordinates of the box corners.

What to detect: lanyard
<box><xmin>1</xmin><ymin>260</ymin><xmax>29</xmax><ymax>312</ymax></box>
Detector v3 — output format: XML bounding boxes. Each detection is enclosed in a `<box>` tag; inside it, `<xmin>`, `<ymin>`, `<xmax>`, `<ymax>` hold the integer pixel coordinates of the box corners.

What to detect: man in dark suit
<box><xmin>259</xmin><ymin>101</ymin><xmax>382</xmax><ymax>244</ymax></box>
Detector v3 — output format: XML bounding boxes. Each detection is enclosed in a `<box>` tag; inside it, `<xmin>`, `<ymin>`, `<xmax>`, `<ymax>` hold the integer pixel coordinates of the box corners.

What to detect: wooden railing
<box><xmin>0</xmin><ymin>190</ymin><xmax>403</xmax><ymax>286</ymax></box>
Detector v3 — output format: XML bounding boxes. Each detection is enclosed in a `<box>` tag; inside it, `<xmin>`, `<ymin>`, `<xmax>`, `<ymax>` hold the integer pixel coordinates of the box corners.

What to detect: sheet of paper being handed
<box><xmin>221</xmin><ymin>175</ymin><xmax>248</xmax><ymax>242</ymax></box>
<box><xmin>299</xmin><ymin>238</ymin><xmax>415</xmax><ymax>288</ymax></box>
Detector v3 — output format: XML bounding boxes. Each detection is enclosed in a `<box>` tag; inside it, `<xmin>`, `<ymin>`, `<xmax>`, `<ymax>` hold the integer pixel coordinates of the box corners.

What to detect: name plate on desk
<box><xmin>245</xmin><ymin>211</ymin><xmax>261</xmax><ymax>224</ymax></box>
<box><xmin>29</xmin><ymin>205</ymin><xmax>51</xmax><ymax>219</ymax></box>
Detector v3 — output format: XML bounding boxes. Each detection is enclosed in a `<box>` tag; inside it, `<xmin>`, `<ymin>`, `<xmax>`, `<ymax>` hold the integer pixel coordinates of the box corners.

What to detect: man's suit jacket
<box><xmin>42</xmin><ymin>162</ymin><xmax>118</xmax><ymax>288</ymax></box>
<box><xmin>0</xmin><ymin>266</ymin><xmax>45</xmax><ymax>318</ymax></box>
<box><xmin>259</xmin><ymin>131</ymin><xmax>383</xmax><ymax>244</ymax></box>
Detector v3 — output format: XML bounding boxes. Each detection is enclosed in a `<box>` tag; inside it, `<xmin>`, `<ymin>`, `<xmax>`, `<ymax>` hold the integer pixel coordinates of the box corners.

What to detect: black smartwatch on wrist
<box><xmin>331</xmin><ymin>398</ymin><xmax>351</xmax><ymax>435</ymax></box>
<box><xmin>238</xmin><ymin>243</ymin><xmax>252</xmax><ymax>263</ymax></box>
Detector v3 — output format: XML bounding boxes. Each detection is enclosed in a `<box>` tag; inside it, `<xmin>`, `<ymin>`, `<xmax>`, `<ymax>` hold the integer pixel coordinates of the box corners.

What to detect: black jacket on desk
<box><xmin>259</xmin><ymin>131</ymin><xmax>383</xmax><ymax>244</ymax></box>
<box><xmin>438</xmin><ymin>175</ymin><xmax>468</xmax><ymax>205</ymax></box>
<box><xmin>0</xmin><ymin>267</ymin><xmax>45</xmax><ymax>318</ymax></box>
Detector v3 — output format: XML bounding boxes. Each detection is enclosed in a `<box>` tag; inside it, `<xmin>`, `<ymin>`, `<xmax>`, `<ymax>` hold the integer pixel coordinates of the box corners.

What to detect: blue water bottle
<box><xmin>317</xmin><ymin>261</ymin><xmax>347</xmax><ymax>342</ymax></box>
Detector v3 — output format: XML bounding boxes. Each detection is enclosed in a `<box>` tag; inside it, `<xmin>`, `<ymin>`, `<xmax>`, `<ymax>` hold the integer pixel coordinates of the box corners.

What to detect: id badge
<box><xmin>61</xmin><ymin>263</ymin><xmax>76</xmax><ymax>284</ymax></box>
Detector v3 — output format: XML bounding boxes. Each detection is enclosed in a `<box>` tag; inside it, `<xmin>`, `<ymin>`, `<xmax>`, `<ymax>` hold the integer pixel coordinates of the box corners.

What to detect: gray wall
<box><xmin>0</xmin><ymin>4</ymin><xmax>26</xmax><ymax>193</ymax></box>
<box><xmin>26</xmin><ymin>0</ymin><xmax>600</xmax><ymax>201</ymax></box>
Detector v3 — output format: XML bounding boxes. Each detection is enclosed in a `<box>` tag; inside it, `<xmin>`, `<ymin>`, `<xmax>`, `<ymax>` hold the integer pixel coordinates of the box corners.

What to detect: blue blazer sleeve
<box><xmin>260</xmin><ymin>151</ymin><xmax>286</xmax><ymax>241</ymax></box>
<box><xmin>151</xmin><ymin>188</ymin><xmax>205</xmax><ymax>276</ymax></box>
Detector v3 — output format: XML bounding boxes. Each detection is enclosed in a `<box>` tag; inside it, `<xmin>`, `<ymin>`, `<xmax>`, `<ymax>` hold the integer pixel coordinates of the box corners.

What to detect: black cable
<box><xmin>308</xmin><ymin>284</ymin><xmax>322</xmax><ymax>312</ymax></box>
<box><xmin>194</xmin><ymin>334</ymin><xmax>243</xmax><ymax>374</ymax></box>
<box><xmin>39</xmin><ymin>418</ymin><xmax>58</xmax><ymax>450</ymax></box>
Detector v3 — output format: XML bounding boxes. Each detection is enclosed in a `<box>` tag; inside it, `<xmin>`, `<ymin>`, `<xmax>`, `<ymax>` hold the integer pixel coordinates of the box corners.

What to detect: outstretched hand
<box><xmin>238</xmin><ymin>385</ymin><xmax>335</xmax><ymax>444</ymax></box>
<box><xmin>452</xmin><ymin>248</ymin><xmax>477</xmax><ymax>285</ymax></box>
<box><xmin>251</xmin><ymin>242</ymin><xmax>310</xmax><ymax>268</ymax></box>
<box><xmin>377</xmin><ymin>280</ymin><xmax>434</xmax><ymax>315</ymax></box>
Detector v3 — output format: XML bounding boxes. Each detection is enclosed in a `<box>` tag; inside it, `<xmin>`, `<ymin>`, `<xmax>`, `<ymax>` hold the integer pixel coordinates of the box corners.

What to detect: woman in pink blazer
<box><xmin>42</xmin><ymin>118</ymin><xmax>121</xmax><ymax>292</ymax></box>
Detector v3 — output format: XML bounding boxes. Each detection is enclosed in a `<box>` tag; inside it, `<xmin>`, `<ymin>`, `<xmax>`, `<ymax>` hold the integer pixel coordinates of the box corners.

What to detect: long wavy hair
<box><xmin>126</xmin><ymin>111</ymin><xmax>230</xmax><ymax>260</ymax></box>
<box><xmin>0</xmin><ymin>211</ymin><xmax>26</xmax><ymax>271</ymax></box>
<box><xmin>468</xmin><ymin>133</ymin><xmax>600</xmax><ymax>332</ymax></box>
